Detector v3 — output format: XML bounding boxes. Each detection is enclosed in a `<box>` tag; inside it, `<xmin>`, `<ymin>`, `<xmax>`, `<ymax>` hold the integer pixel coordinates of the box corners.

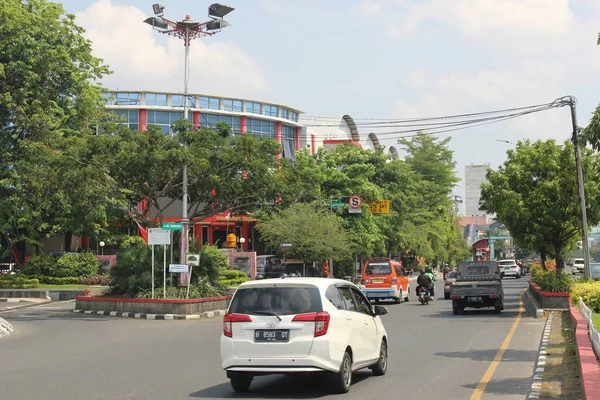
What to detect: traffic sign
<box><xmin>169</xmin><ymin>264</ymin><xmax>189</xmax><ymax>273</ymax></box>
<box><xmin>148</xmin><ymin>228</ymin><xmax>171</xmax><ymax>245</ymax></box>
<box><xmin>162</xmin><ymin>222</ymin><xmax>183</xmax><ymax>230</ymax></box>
<box><xmin>348</xmin><ymin>208</ymin><xmax>362</xmax><ymax>214</ymax></box>
<box><xmin>349</xmin><ymin>194</ymin><xmax>362</xmax><ymax>209</ymax></box>
<box><xmin>330</xmin><ymin>201</ymin><xmax>346</xmax><ymax>208</ymax></box>
<box><xmin>368</xmin><ymin>200</ymin><xmax>391</xmax><ymax>214</ymax></box>
<box><xmin>281</xmin><ymin>243</ymin><xmax>293</xmax><ymax>248</ymax></box>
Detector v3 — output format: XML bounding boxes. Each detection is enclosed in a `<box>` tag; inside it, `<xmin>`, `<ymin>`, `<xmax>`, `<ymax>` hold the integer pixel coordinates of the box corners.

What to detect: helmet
<box><xmin>288</xmin><ymin>272</ymin><xmax>299</xmax><ymax>278</ymax></box>
<box><xmin>255</xmin><ymin>274</ymin><xmax>264</xmax><ymax>280</ymax></box>
<box><xmin>425</xmin><ymin>266</ymin><xmax>433</xmax><ymax>273</ymax></box>
<box><xmin>420</xmin><ymin>269</ymin><xmax>425</xmax><ymax>274</ymax></box>
<box><xmin>279</xmin><ymin>273</ymin><xmax>288</xmax><ymax>278</ymax></box>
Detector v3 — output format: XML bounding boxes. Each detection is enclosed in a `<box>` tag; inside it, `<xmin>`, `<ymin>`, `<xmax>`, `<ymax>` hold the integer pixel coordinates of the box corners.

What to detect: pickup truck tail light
<box><xmin>451</xmin><ymin>295</ymin><xmax>461</xmax><ymax>300</ymax></box>
<box><xmin>293</xmin><ymin>312</ymin><xmax>330</xmax><ymax>337</ymax></box>
<box><xmin>223</xmin><ymin>313</ymin><xmax>252</xmax><ymax>337</ymax></box>
<box><xmin>489</xmin><ymin>295</ymin><xmax>499</xmax><ymax>299</ymax></box>
<box><xmin>445</xmin><ymin>281</ymin><xmax>453</xmax><ymax>286</ymax></box>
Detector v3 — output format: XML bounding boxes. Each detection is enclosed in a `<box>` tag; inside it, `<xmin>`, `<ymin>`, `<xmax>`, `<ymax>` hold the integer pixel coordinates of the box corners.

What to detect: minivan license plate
<box><xmin>254</xmin><ymin>329</ymin><xmax>290</xmax><ymax>342</ymax></box>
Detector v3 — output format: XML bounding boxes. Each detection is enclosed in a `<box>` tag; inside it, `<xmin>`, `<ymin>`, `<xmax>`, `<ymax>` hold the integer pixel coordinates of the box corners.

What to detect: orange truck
<box><xmin>360</xmin><ymin>257</ymin><xmax>410</xmax><ymax>303</ymax></box>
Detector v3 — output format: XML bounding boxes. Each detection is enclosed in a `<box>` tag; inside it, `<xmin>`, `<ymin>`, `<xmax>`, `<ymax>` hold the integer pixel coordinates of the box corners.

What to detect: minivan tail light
<box><xmin>223</xmin><ymin>313</ymin><xmax>252</xmax><ymax>337</ymax></box>
<box><xmin>292</xmin><ymin>311</ymin><xmax>330</xmax><ymax>337</ymax></box>
<box><xmin>391</xmin><ymin>278</ymin><xmax>397</xmax><ymax>285</ymax></box>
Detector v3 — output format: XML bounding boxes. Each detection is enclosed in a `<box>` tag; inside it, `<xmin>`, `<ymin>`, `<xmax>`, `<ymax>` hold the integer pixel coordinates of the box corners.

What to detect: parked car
<box><xmin>450</xmin><ymin>261</ymin><xmax>504</xmax><ymax>314</ymax></box>
<box><xmin>498</xmin><ymin>259</ymin><xmax>521</xmax><ymax>279</ymax></box>
<box><xmin>220</xmin><ymin>277</ymin><xmax>389</xmax><ymax>394</ymax></box>
<box><xmin>573</xmin><ymin>258</ymin><xmax>585</xmax><ymax>274</ymax></box>
<box><xmin>444</xmin><ymin>271</ymin><xmax>457</xmax><ymax>300</ymax></box>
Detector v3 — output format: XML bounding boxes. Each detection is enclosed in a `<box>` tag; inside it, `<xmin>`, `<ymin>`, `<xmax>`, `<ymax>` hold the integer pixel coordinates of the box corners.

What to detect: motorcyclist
<box><xmin>416</xmin><ymin>270</ymin><xmax>432</xmax><ymax>299</ymax></box>
<box><xmin>424</xmin><ymin>266</ymin><xmax>436</xmax><ymax>297</ymax></box>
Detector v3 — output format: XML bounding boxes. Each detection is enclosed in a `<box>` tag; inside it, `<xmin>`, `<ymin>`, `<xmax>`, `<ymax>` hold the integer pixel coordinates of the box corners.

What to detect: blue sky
<box><xmin>57</xmin><ymin>0</ymin><xmax>600</xmax><ymax>213</ymax></box>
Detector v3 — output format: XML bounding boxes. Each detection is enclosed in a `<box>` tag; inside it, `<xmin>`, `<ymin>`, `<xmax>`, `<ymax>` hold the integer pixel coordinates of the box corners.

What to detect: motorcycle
<box><xmin>417</xmin><ymin>286</ymin><xmax>431</xmax><ymax>305</ymax></box>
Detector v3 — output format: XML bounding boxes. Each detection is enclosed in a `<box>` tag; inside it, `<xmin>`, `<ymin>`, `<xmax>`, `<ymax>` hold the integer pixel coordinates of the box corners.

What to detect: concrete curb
<box><xmin>569</xmin><ymin>302</ymin><xmax>600</xmax><ymax>400</ymax></box>
<box><xmin>527</xmin><ymin>312</ymin><xmax>552</xmax><ymax>399</ymax></box>
<box><xmin>0</xmin><ymin>316</ymin><xmax>14</xmax><ymax>338</ymax></box>
<box><xmin>525</xmin><ymin>287</ymin><xmax>545</xmax><ymax>318</ymax></box>
<box><xmin>72</xmin><ymin>309</ymin><xmax>227</xmax><ymax>320</ymax></box>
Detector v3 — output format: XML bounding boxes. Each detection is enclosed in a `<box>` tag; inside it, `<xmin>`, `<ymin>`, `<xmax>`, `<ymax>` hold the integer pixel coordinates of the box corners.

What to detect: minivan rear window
<box><xmin>228</xmin><ymin>286</ymin><xmax>322</xmax><ymax>316</ymax></box>
<box><xmin>498</xmin><ymin>261</ymin><xmax>515</xmax><ymax>266</ymax></box>
<box><xmin>365</xmin><ymin>262</ymin><xmax>392</xmax><ymax>275</ymax></box>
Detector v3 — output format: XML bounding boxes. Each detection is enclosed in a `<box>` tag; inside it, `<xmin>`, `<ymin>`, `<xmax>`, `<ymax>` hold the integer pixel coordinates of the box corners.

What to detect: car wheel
<box><xmin>452</xmin><ymin>306</ymin><xmax>459</xmax><ymax>315</ymax></box>
<box><xmin>394</xmin><ymin>290</ymin><xmax>402</xmax><ymax>303</ymax></box>
<box><xmin>444</xmin><ymin>293</ymin><xmax>450</xmax><ymax>300</ymax></box>
<box><xmin>332</xmin><ymin>351</ymin><xmax>352</xmax><ymax>394</ymax></box>
<box><xmin>375</xmin><ymin>298</ymin><xmax>380</xmax><ymax>304</ymax></box>
<box><xmin>371</xmin><ymin>340</ymin><xmax>388</xmax><ymax>376</ymax></box>
<box><xmin>494</xmin><ymin>306</ymin><xmax>502</xmax><ymax>313</ymax></box>
<box><xmin>230</xmin><ymin>373</ymin><xmax>253</xmax><ymax>393</ymax></box>
<box><xmin>404</xmin><ymin>288</ymin><xmax>410</xmax><ymax>302</ymax></box>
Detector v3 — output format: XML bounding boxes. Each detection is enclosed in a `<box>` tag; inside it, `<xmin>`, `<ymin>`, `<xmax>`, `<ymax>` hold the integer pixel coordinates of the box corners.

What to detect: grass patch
<box><xmin>539</xmin><ymin>312</ymin><xmax>583</xmax><ymax>399</ymax></box>
<box><xmin>575</xmin><ymin>303</ymin><xmax>600</xmax><ymax>332</ymax></box>
<box><xmin>37</xmin><ymin>284</ymin><xmax>90</xmax><ymax>290</ymax></box>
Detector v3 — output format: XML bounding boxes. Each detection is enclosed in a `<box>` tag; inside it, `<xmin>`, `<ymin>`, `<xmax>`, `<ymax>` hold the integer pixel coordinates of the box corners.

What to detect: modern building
<box><xmin>465</xmin><ymin>164</ymin><xmax>491</xmax><ymax>216</ymax></box>
<box><xmin>99</xmin><ymin>90</ymin><xmax>397</xmax><ymax>253</ymax></box>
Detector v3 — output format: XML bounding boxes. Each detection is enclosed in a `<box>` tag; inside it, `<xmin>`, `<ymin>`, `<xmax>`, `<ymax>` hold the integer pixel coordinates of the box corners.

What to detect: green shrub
<box><xmin>20</xmin><ymin>253</ymin><xmax>54</xmax><ymax>276</ymax></box>
<box><xmin>190</xmin><ymin>245</ymin><xmax>230</xmax><ymax>284</ymax></box>
<box><xmin>54</xmin><ymin>252</ymin><xmax>99</xmax><ymax>277</ymax></box>
<box><xmin>0</xmin><ymin>275</ymin><xmax>39</xmax><ymax>289</ymax></box>
<box><xmin>571</xmin><ymin>281</ymin><xmax>600</xmax><ymax>312</ymax></box>
<box><xmin>219</xmin><ymin>277</ymin><xmax>250</xmax><ymax>287</ymax></box>
<box><xmin>220</xmin><ymin>269</ymin><xmax>241</xmax><ymax>280</ymax></box>
<box><xmin>135</xmin><ymin>279</ymin><xmax>227</xmax><ymax>299</ymax></box>
<box><xmin>532</xmin><ymin>266</ymin><xmax>573</xmax><ymax>292</ymax></box>
<box><xmin>109</xmin><ymin>244</ymin><xmax>158</xmax><ymax>297</ymax></box>
<box><xmin>20</xmin><ymin>252</ymin><xmax>99</xmax><ymax>278</ymax></box>
<box><xmin>27</xmin><ymin>276</ymin><xmax>81</xmax><ymax>285</ymax></box>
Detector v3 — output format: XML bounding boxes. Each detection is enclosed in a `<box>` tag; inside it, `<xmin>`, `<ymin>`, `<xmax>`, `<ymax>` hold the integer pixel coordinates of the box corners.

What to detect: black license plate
<box><xmin>254</xmin><ymin>329</ymin><xmax>290</xmax><ymax>342</ymax></box>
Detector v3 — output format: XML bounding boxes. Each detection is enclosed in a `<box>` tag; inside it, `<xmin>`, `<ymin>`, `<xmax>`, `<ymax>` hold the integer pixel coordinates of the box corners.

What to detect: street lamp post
<box><xmin>99</xmin><ymin>241</ymin><xmax>105</xmax><ymax>256</ymax></box>
<box><xmin>144</xmin><ymin>4</ymin><xmax>234</xmax><ymax>268</ymax></box>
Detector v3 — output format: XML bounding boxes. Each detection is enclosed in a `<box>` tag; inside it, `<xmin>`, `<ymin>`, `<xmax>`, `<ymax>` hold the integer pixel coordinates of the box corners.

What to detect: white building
<box><xmin>465</xmin><ymin>164</ymin><xmax>491</xmax><ymax>216</ymax></box>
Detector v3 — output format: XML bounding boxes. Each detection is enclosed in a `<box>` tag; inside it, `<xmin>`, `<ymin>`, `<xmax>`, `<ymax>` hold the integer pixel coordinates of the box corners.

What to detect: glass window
<box><xmin>245</xmin><ymin>102</ymin><xmax>261</xmax><ymax>114</ymax></box>
<box><xmin>350</xmin><ymin>288</ymin><xmax>373</xmax><ymax>315</ymax></box>
<box><xmin>247</xmin><ymin>118</ymin><xmax>275</xmax><ymax>139</ymax></box>
<box><xmin>325</xmin><ymin>285</ymin><xmax>345</xmax><ymax>310</ymax></box>
<box><xmin>172</xmin><ymin>95</ymin><xmax>184</xmax><ymax>107</ymax></box>
<box><xmin>282</xmin><ymin>126</ymin><xmax>296</xmax><ymax>160</ymax></box>
<box><xmin>146</xmin><ymin>93</ymin><xmax>167</xmax><ymax>106</ymax></box>
<box><xmin>113</xmin><ymin>110</ymin><xmax>138</xmax><ymax>131</ymax></box>
<box><xmin>228</xmin><ymin>286</ymin><xmax>323</xmax><ymax>316</ymax></box>
<box><xmin>199</xmin><ymin>96</ymin><xmax>220</xmax><ymax>110</ymax></box>
<box><xmin>281</xmin><ymin>109</ymin><xmax>289</xmax><ymax>119</ymax></box>
<box><xmin>224</xmin><ymin>99</ymin><xmax>242</xmax><ymax>112</ymax></box>
<box><xmin>201</xmin><ymin>113</ymin><xmax>240</xmax><ymax>134</ymax></box>
<box><xmin>101</xmin><ymin>93</ymin><xmax>113</xmax><ymax>105</ymax></box>
<box><xmin>187</xmin><ymin>95</ymin><xmax>196</xmax><ymax>108</ymax></box>
<box><xmin>337</xmin><ymin>287</ymin><xmax>356</xmax><ymax>312</ymax></box>
<box><xmin>264</xmin><ymin>104</ymin><xmax>278</xmax><ymax>117</ymax></box>
<box><xmin>155</xmin><ymin>111</ymin><xmax>170</xmax><ymax>125</ymax></box>
<box><xmin>365</xmin><ymin>261</ymin><xmax>392</xmax><ymax>276</ymax></box>
<box><xmin>115</xmin><ymin>92</ymin><xmax>141</xmax><ymax>105</ymax></box>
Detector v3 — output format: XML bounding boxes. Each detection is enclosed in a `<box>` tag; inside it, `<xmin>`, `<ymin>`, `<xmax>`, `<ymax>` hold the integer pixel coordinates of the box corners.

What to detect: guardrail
<box><xmin>579</xmin><ymin>297</ymin><xmax>600</xmax><ymax>360</ymax></box>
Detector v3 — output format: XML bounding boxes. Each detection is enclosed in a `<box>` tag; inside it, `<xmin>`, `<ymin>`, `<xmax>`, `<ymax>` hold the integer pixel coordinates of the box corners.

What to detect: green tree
<box><xmin>256</xmin><ymin>202</ymin><xmax>354</xmax><ymax>268</ymax></box>
<box><xmin>0</xmin><ymin>0</ymin><xmax>110</xmax><ymax>252</ymax></box>
<box><xmin>480</xmin><ymin>139</ymin><xmax>600</xmax><ymax>271</ymax></box>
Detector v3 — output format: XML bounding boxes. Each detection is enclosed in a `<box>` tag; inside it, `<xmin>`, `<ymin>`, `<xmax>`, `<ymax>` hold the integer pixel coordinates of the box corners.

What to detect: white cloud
<box><xmin>75</xmin><ymin>0</ymin><xmax>267</xmax><ymax>96</ymax></box>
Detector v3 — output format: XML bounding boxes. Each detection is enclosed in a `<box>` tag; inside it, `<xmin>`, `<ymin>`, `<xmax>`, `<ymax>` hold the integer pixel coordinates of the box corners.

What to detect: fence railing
<box><xmin>579</xmin><ymin>297</ymin><xmax>600</xmax><ymax>360</ymax></box>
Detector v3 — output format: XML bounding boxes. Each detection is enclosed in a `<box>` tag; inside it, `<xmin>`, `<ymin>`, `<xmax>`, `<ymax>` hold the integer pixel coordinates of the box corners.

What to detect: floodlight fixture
<box><xmin>152</xmin><ymin>4</ymin><xmax>165</xmax><ymax>16</ymax></box>
<box><xmin>208</xmin><ymin>3</ymin><xmax>234</xmax><ymax>19</ymax></box>
<box><xmin>206</xmin><ymin>20</ymin><xmax>224</xmax><ymax>31</ymax></box>
<box><xmin>143</xmin><ymin>17</ymin><xmax>168</xmax><ymax>30</ymax></box>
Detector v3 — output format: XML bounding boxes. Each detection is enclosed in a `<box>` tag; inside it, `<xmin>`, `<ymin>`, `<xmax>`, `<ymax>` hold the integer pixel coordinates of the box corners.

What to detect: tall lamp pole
<box><xmin>144</xmin><ymin>4</ymin><xmax>234</xmax><ymax>266</ymax></box>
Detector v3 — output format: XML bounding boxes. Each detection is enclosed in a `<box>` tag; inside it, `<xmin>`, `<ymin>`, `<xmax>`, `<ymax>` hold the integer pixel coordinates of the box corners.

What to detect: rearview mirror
<box><xmin>373</xmin><ymin>305</ymin><xmax>388</xmax><ymax>316</ymax></box>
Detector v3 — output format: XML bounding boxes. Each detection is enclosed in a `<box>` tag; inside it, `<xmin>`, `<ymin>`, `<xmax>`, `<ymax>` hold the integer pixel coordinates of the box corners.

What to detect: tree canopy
<box><xmin>479</xmin><ymin>139</ymin><xmax>600</xmax><ymax>269</ymax></box>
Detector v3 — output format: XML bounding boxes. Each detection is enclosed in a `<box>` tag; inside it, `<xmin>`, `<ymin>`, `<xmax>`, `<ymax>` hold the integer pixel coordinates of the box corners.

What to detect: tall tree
<box><xmin>256</xmin><ymin>202</ymin><xmax>354</xmax><ymax>267</ymax></box>
<box><xmin>480</xmin><ymin>139</ymin><xmax>600</xmax><ymax>270</ymax></box>
<box><xmin>0</xmin><ymin>0</ymin><xmax>110</xmax><ymax>253</ymax></box>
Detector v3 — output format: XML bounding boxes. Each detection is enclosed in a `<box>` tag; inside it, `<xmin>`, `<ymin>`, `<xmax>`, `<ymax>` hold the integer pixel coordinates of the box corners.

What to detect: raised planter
<box><xmin>528</xmin><ymin>279</ymin><xmax>570</xmax><ymax>310</ymax></box>
<box><xmin>75</xmin><ymin>295</ymin><xmax>232</xmax><ymax>315</ymax></box>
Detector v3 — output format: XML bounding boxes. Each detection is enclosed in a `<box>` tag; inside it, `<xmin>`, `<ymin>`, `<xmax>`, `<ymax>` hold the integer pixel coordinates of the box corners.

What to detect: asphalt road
<box><xmin>0</xmin><ymin>277</ymin><xmax>544</xmax><ymax>400</ymax></box>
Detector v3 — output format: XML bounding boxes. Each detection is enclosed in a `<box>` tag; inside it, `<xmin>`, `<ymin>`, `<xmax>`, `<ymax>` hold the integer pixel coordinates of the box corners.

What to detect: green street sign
<box><xmin>162</xmin><ymin>222</ymin><xmax>183</xmax><ymax>230</ymax></box>
<box><xmin>330</xmin><ymin>202</ymin><xmax>346</xmax><ymax>208</ymax></box>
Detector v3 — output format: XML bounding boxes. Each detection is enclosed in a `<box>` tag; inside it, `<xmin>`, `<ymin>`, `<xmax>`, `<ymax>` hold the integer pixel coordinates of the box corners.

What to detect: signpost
<box><xmin>368</xmin><ymin>200</ymin><xmax>391</xmax><ymax>214</ymax></box>
<box><xmin>162</xmin><ymin>222</ymin><xmax>183</xmax><ymax>230</ymax></box>
<box><xmin>330</xmin><ymin>201</ymin><xmax>346</xmax><ymax>209</ymax></box>
<box><xmin>348</xmin><ymin>194</ymin><xmax>362</xmax><ymax>214</ymax></box>
<box><xmin>148</xmin><ymin>228</ymin><xmax>171</xmax><ymax>299</ymax></box>
<box><xmin>169</xmin><ymin>264</ymin><xmax>189</xmax><ymax>273</ymax></box>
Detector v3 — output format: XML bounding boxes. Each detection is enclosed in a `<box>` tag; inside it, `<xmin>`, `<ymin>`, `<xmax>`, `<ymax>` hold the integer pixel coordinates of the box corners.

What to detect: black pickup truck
<box><xmin>450</xmin><ymin>261</ymin><xmax>504</xmax><ymax>315</ymax></box>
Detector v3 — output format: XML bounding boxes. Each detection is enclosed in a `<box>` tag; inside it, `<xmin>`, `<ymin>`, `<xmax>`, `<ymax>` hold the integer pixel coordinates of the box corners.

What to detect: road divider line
<box><xmin>470</xmin><ymin>288</ymin><xmax>526</xmax><ymax>400</ymax></box>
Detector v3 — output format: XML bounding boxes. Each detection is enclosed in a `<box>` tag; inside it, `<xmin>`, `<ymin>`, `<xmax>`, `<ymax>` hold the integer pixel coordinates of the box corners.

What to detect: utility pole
<box><xmin>568</xmin><ymin>96</ymin><xmax>591</xmax><ymax>279</ymax></box>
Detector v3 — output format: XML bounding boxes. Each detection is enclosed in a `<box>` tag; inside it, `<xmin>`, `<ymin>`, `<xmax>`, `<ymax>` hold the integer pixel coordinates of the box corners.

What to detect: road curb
<box><xmin>524</xmin><ymin>288</ymin><xmax>545</xmax><ymax>318</ymax></box>
<box><xmin>569</xmin><ymin>302</ymin><xmax>600</xmax><ymax>400</ymax></box>
<box><xmin>0</xmin><ymin>316</ymin><xmax>14</xmax><ymax>338</ymax></box>
<box><xmin>72</xmin><ymin>309</ymin><xmax>227</xmax><ymax>320</ymax></box>
<box><xmin>527</xmin><ymin>312</ymin><xmax>552</xmax><ymax>399</ymax></box>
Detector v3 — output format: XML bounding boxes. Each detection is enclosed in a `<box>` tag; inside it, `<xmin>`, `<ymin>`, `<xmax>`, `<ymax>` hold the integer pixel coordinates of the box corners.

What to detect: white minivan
<box><xmin>220</xmin><ymin>277</ymin><xmax>389</xmax><ymax>394</ymax></box>
<box><xmin>573</xmin><ymin>258</ymin><xmax>585</xmax><ymax>274</ymax></box>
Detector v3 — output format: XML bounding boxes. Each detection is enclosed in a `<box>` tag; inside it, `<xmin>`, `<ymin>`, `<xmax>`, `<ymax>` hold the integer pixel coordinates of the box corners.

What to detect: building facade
<box><xmin>465</xmin><ymin>164</ymin><xmax>491</xmax><ymax>216</ymax></box>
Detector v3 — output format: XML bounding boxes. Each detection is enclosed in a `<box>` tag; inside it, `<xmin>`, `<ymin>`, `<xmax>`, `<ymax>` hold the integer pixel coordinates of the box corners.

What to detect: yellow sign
<box><xmin>368</xmin><ymin>200</ymin><xmax>391</xmax><ymax>214</ymax></box>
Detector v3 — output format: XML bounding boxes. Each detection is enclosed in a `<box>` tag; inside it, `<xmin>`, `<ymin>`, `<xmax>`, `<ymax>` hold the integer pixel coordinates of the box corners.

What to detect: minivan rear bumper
<box><xmin>361</xmin><ymin>287</ymin><xmax>397</xmax><ymax>299</ymax></box>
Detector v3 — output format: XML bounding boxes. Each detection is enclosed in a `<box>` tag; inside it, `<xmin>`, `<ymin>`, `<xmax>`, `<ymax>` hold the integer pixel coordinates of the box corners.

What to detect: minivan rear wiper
<box><xmin>248</xmin><ymin>310</ymin><xmax>282</xmax><ymax>321</ymax></box>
